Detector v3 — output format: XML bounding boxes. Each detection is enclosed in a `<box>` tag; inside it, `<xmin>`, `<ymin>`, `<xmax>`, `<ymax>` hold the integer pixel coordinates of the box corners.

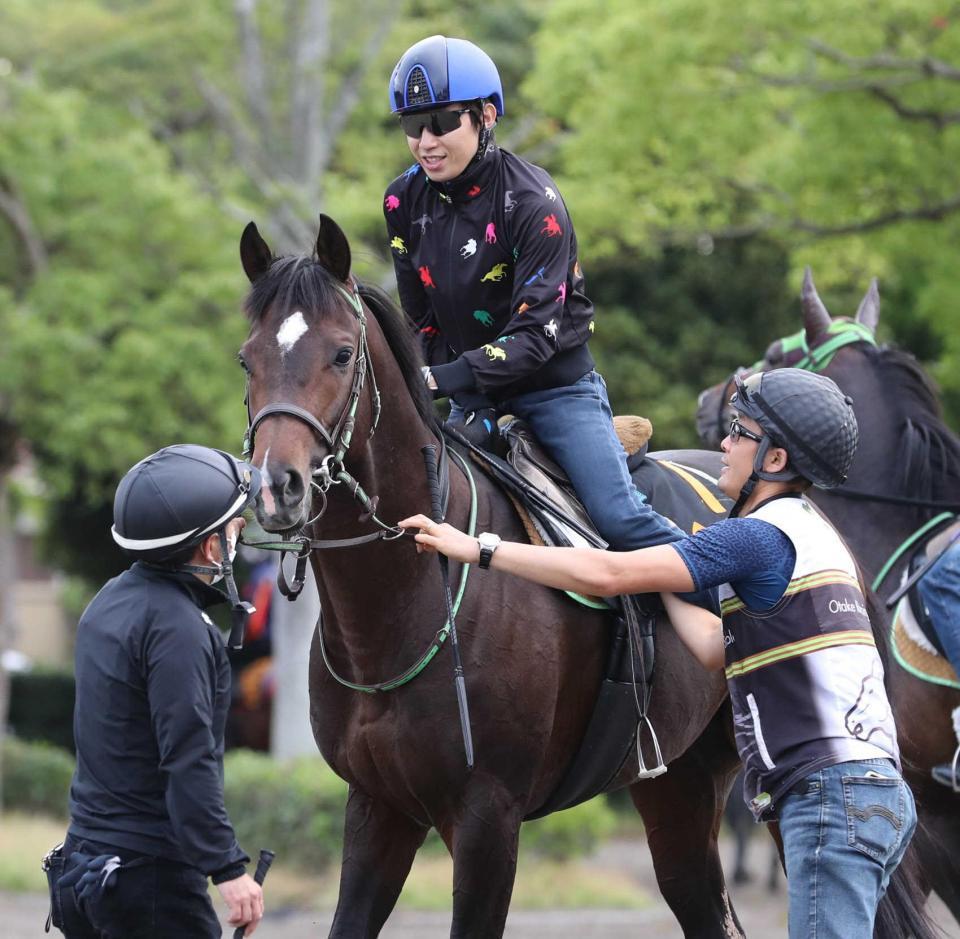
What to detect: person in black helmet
<box><xmin>401</xmin><ymin>369</ymin><xmax>917</xmax><ymax>939</ymax></box>
<box><xmin>49</xmin><ymin>445</ymin><xmax>265</xmax><ymax>939</ymax></box>
<box><xmin>383</xmin><ymin>34</ymin><xmax>682</xmax><ymax>555</ymax></box>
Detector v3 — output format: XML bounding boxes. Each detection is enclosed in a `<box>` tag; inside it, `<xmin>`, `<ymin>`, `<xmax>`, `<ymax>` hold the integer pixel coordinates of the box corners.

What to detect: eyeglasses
<box><xmin>399</xmin><ymin>107</ymin><xmax>472</xmax><ymax>139</ymax></box>
<box><xmin>728</xmin><ymin>417</ymin><xmax>764</xmax><ymax>444</ymax></box>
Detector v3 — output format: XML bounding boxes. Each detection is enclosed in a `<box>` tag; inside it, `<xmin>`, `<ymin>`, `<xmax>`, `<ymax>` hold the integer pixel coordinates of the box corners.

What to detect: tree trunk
<box><xmin>0</xmin><ymin>471</ymin><xmax>21</xmax><ymax>810</ymax></box>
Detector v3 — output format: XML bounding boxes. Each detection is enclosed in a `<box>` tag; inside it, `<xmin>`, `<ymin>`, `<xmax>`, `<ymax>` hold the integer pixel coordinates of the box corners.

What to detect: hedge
<box><xmin>2</xmin><ymin>736</ymin><xmax>74</xmax><ymax>816</ymax></box>
<box><xmin>8</xmin><ymin>668</ymin><xmax>76</xmax><ymax>752</ymax></box>
<box><xmin>1</xmin><ymin>740</ymin><xmax>617</xmax><ymax>868</ymax></box>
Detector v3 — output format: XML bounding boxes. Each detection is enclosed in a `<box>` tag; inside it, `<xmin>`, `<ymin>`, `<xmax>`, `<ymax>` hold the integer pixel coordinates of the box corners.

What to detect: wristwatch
<box><xmin>477</xmin><ymin>532</ymin><xmax>502</xmax><ymax>570</ymax></box>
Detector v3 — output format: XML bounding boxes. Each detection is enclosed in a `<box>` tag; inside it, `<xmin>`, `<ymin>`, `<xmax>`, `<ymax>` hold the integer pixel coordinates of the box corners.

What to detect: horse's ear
<box><xmin>315</xmin><ymin>214</ymin><xmax>352</xmax><ymax>284</ymax></box>
<box><xmin>801</xmin><ymin>266</ymin><xmax>832</xmax><ymax>342</ymax></box>
<box><xmin>240</xmin><ymin>222</ymin><xmax>273</xmax><ymax>283</ymax></box>
<box><xmin>854</xmin><ymin>278</ymin><xmax>880</xmax><ymax>334</ymax></box>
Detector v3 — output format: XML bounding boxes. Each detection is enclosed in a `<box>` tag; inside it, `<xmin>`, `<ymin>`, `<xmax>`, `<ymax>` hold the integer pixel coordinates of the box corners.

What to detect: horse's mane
<box><xmin>241</xmin><ymin>254</ymin><xmax>436</xmax><ymax>431</ymax></box>
<box><xmin>356</xmin><ymin>281</ymin><xmax>437</xmax><ymax>429</ymax></box>
<box><xmin>867</xmin><ymin>344</ymin><xmax>960</xmax><ymax>502</ymax></box>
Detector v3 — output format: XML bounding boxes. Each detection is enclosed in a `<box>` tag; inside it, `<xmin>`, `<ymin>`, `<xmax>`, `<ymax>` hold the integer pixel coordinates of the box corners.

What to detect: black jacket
<box><xmin>384</xmin><ymin>139</ymin><xmax>595</xmax><ymax>404</ymax></box>
<box><xmin>68</xmin><ymin>561</ymin><xmax>248</xmax><ymax>881</ymax></box>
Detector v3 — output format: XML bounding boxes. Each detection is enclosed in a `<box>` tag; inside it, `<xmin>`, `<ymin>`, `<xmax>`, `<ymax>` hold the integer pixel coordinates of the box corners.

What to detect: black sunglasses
<box><xmin>399</xmin><ymin>107</ymin><xmax>472</xmax><ymax>139</ymax></box>
<box><xmin>728</xmin><ymin>417</ymin><xmax>764</xmax><ymax>444</ymax></box>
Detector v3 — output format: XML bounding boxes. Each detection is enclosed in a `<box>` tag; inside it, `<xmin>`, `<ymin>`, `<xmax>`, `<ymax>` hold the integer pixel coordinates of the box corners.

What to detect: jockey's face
<box><xmin>718</xmin><ymin>413</ymin><xmax>764</xmax><ymax>499</ymax></box>
<box><xmin>405</xmin><ymin>102</ymin><xmax>496</xmax><ymax>182</ymax></box>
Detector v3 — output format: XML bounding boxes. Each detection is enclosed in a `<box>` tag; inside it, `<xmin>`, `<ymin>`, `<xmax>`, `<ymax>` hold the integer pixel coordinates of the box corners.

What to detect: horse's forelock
<box><xmin>243</xmin><ymin>254</ymin><xmax>343</xmax><ymax>327</ymax></box>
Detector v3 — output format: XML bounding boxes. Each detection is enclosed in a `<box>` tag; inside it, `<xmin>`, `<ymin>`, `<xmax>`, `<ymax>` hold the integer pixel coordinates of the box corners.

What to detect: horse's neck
<box><xmin>821</xmin><ymin>354</ymin><xmax>937</xmax><ymax>585</ymax></box>
<box><xmin>308</xmin><ymin>417</ymin><xmax>471</xmax><ymax>653</ymax></box>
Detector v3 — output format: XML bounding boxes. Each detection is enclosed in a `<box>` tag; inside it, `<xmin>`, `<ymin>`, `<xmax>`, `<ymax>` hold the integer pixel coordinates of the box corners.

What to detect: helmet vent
<box><xmin>405</xmin><ymin>67</ymin><xmax>433</xmax><ymax>107</ymax></box>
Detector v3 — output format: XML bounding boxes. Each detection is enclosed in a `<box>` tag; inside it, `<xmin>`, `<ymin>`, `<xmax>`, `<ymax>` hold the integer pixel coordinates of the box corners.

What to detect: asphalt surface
<box><xmin>5</xmin><ymin>836</ymin><xmax>958</xmax><ymax>938</ymax></box>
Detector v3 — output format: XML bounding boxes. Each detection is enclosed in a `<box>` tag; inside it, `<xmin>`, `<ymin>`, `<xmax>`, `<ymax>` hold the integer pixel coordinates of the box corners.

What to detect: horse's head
<box><xmin>239</xmin><ymin>216</ymin><xmax>376</xmax><ymax>532</ymax></box>
<box><xmin>695</xmin><ymin>267</ymin><xmax>880</xmax><ymax>448</ymax></box>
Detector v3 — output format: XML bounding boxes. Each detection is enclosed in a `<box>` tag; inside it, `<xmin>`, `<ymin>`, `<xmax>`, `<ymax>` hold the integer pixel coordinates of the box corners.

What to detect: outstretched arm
<box><xmin>400</xmin><ymin>514</ymin><xmax>723</xmax><ymax>670</ymax></box>
<box><xmin>401</xmin><ymin>513</ymin><xmax>688</xmax><ymax>594</ymax></box>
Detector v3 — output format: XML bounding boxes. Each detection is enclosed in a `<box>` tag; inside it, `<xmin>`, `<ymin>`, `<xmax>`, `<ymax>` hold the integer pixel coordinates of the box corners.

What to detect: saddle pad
<box><xmin>630</xmin><ymin>458</ymin><xmax>731</xmax><ymax>534</ymax></box>
<box><xmin>891</xmin><ymin>598</ymin><xmax>960</xmax><ymax>690</ymax></box>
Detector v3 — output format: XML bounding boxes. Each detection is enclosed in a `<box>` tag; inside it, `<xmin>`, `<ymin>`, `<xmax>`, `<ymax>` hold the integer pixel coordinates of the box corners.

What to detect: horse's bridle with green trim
<box><xmin>709</xmin><ymin>319</ymin><xmax>879</xmax><ymax>445</ymax></box>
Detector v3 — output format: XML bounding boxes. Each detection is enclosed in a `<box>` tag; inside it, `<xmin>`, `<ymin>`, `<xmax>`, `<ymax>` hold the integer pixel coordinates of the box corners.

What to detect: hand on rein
<box><xmin>399</xmin><ymin>514</ymin><xmax>481</xmax><ymax>564</ymax></box>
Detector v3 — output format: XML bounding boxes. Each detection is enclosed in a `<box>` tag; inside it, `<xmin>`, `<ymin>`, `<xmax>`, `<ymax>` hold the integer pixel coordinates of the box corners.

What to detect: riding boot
<box><xmin>931</xmin><ymin>706</ymin><xmax>960</xmax><ymax>792</ymax></box>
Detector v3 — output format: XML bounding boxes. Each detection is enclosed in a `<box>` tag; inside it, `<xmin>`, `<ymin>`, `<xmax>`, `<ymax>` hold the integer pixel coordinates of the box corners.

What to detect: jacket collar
<box><xmin>133</xmin><ymin>560</ymin><xmax>229</xmax><ymax>609</ymax></box>
<box><xmin>428</xmin><ymin>135</ymin><xmax>501</xmax><ymax>204</ymax></box>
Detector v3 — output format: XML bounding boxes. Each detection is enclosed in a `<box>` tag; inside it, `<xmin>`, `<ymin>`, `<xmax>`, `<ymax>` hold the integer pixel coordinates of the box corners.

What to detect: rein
<box><xmin>314</xmin><ymin>448</ymin><xmax>478</xmax><ymax>694</ymax></box>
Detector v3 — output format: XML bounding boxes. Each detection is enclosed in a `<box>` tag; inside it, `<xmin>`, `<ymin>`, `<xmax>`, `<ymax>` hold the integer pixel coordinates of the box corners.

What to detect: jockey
<box><xmin>383</xmin><ymin>34</ymin><xmax>683</xmax><ymax>555</ymax></box>
<box><xmin>402</xmin><ymin>369</ymin><xmax>917</xmax><ymax>939</ymax></box>
<box><xmin>916</xmin><ymin>520</ymin><xmax>960</xmax><ymax>789</ymax></box>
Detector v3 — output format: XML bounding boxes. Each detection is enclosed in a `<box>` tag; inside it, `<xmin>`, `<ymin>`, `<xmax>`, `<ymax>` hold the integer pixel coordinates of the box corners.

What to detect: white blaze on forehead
<box><xmin>277</xmin><ymin>311</ymin><xmax>309</xmax><ymax>355</ymax></box>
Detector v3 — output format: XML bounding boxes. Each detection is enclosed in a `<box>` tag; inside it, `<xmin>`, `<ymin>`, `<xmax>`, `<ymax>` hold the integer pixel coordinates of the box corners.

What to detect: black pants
<box><xmin>59</xmin><ymin>834</ymin><xmax>221</xmax><ymax>938</ymax></box>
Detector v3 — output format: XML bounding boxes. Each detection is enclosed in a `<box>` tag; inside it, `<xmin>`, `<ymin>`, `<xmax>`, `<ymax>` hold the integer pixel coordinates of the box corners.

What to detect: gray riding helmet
<box><xmin>730</xmin><ymin>370</ymin><xmax>858</xmax><ymax>489</ymax></box>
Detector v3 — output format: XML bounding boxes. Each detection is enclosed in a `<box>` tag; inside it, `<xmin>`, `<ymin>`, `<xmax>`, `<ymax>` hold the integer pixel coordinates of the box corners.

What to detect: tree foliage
<box><xmin>526</xmin><ymin>0</ymin><xmax>960</xmax><ymax>421</ymax></box>
<box><xmin>1</xmin><ymin>0</ymin><xmax>959</xmax><ymax>586</ymax></box>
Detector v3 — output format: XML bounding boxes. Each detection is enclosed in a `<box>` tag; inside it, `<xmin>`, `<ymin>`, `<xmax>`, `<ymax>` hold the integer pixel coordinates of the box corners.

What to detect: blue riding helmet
<box><xmin>389</xmin><ymin>35</ymin><xmax>504</xmax><ymax>116</ymax></box>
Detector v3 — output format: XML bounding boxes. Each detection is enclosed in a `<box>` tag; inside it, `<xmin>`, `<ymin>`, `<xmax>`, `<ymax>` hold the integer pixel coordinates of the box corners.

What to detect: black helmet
<box><xmin>730</xmin><ymin>370</ymin><xmax>858</xmax><ymax>489</ymax></box>
<box><xmin>389</xmin><ymin>35</ymin><xmax>504</xmax><ymax>115</ymax></box>
<box><xmin>112</xmin><ymin>445</ymin><xmax>261</xmax><ymax>562</ymax></box>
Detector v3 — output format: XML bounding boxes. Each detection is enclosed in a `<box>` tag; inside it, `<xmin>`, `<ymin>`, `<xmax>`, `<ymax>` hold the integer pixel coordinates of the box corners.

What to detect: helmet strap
<box><xmin>216</xmin><ymin>528</ymin><xmax>255</xmax><ymax>650</ymax></box>
<box><xmin>178</xmin><ymin>528</ymin><xmax>254</xmax><ymax>650</ymax></box>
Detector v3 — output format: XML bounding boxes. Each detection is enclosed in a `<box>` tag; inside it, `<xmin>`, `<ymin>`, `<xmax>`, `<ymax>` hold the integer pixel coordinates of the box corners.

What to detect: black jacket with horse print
<box><xmin>383</xmin><ymin>137</ymin><xmax>596</xmax><ymax>405</ymax></box>
<box><xmin>68</xmin><ymin>562</ymin><xmax>248</xmax><ymax>882</ymax></box>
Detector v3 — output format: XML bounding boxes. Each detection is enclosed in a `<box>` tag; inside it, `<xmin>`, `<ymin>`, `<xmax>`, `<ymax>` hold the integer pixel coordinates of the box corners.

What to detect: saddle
<box><xmin>443</xmin><ymin>416</ymin><xmax>730</xmax><ymax>817</ymax></box>
<box><xmin>890</xmin><ymin>532</ymin><xmax>959</xmax><ymax>690</ymax></box>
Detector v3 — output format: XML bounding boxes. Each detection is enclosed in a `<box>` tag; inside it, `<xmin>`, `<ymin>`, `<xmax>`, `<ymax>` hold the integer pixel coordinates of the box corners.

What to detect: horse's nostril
<box><xmin>278</xmin><ymin>468</ymin><xmax>306</xmax><ymax>507</ymax></box>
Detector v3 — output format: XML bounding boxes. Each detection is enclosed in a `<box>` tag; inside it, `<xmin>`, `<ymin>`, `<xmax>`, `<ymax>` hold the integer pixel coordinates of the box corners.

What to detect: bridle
<box><xmin>708</xmin><ymin>320</ymin><xmax>879</xmax><ymax>446</ymax></box>
<box><xmin>241</xmin><ymin>280</ymin><xmax>399</xmax><ymax>593</ymax></box>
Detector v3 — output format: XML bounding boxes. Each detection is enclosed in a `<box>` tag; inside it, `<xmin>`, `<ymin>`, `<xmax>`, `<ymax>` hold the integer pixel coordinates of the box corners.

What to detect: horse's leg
<box><xmin>630</xmin><ymin>705</ymin><xmax>745</xmax><ymax>938</ymax></box>
<box><xmin>328</xmin><ymin>786</ymin><xmax>428</xmax><ymax>939</ymax></box>
<box><xmin>441</xmin><ymin>784</ymin><xmax>524</xmax><ymax>939</ymax></box>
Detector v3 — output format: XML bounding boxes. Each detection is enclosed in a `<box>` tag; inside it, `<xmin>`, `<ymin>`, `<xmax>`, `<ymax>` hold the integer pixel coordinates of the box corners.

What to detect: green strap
<box><xmin>871</xmin><ymin>512</ymin><xmax>955</xmax><ymax>593</ymax></box>
<box><xmin>318</xmin><ymin>448</ymin><xmax>479</xmax><ymax>694</ymax></box>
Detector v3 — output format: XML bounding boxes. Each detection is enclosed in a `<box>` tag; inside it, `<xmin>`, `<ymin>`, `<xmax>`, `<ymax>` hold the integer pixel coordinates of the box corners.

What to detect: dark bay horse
<box><xmin>237</xmin><ymin>216</ymin><xmax>748</xmax><ymax>937</ymax></box>
<box><xmin>696</xmin><ymin>269</ymin><xmax>960</xmax><ymax>927</ymax></box>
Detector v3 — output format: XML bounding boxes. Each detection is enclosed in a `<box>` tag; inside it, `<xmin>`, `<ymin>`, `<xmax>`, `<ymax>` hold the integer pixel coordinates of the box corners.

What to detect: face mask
<box><xmin>209</xmin><ymin>534</ymin><xmax>238</xmax><ymax>585</ymax></box>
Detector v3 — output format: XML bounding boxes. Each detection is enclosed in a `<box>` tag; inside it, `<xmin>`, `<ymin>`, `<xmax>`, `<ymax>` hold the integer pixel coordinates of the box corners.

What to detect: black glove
<box><xmin>59</xmin><ymin>853</ymin><xmax>122</xmax><ymax>915</ymax></box>
<box><xmin>447</xmin><ymin>407</ymin><xmax>501</xmax><ymax>452</ymax></box>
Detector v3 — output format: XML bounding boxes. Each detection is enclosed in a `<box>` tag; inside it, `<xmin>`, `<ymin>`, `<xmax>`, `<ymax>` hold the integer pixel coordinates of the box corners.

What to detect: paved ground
<box><xmin>5</xmin><ymin>835</ymin><xmax>958</xmax><ymax>938</ymax></box>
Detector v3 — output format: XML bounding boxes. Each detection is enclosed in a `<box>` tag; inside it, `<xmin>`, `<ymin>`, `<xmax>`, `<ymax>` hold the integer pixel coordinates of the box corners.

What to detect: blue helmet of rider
<box><xmin>389</xmin><ymin>35</ymin><xmax>504</xmax><ymax>116</ymax></box>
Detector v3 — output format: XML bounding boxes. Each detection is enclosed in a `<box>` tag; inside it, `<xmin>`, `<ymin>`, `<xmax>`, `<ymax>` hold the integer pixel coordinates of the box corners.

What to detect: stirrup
<box><xmin>634</xmin><ymin>713</ymin><xmax>667</xmax><ymax>779</ymax></box>
<box><xmin>932</xmin><ymin>707</ymin><xmax>960</xmax><ymax>792</ymax></box>
<box><xmin>931</xmin><ymin>746</ymin><xmax>960</xmax><ymax>793</ymax></box>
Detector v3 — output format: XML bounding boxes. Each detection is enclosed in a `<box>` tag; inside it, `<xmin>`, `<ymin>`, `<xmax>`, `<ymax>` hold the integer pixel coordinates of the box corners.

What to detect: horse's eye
<box><xmin>237</xmin><ymin>354</ymin><xmax>251</xmax><ymax>374</ymax></box>
<box><xmin>334</xmin><ymin>348</ymin><xmax>353</xmax><ymax>367</ymax></box>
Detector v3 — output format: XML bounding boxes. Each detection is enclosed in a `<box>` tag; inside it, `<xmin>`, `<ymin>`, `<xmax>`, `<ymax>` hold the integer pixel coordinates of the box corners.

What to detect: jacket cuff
<box><xmin>431</xmin><ymin>357</ymin><xmax>477</xmax><ymax>397</ymax></box>
<box><xmin>211</xmin><ymin>862</ymin><xmax>247</xmax><ymax>885</ymax></box>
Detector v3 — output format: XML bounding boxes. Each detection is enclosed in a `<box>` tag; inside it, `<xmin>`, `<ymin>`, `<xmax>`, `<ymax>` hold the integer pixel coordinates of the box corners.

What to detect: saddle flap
<box><xmin>500</xmin><ymin>417</ymin><xmax>596</xmax><ymax>541</ymax></box>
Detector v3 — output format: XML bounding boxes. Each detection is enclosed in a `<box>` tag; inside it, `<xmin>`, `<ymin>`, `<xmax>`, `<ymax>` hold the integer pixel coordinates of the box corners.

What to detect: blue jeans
<box><xmin>778</xmin><ymin>759</ymin><xmax>916</xmax><ymax>939</ymax></box>
<box><xmin>495</xmin><ymin>371</ymin><xmax>682</xmax><ymax>550</ymax></box>
<box><xmin>917</xmin><ymin>539</ymin><xmax>960</xmax><ymax>677</ymax></box>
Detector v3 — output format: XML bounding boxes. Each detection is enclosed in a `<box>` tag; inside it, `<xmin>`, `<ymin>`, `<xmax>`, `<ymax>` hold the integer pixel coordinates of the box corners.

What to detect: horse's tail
<box><xmin>873</xmin><ymin>827</ymin><xmax>940</xmax><ymax>939</ymax></box>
